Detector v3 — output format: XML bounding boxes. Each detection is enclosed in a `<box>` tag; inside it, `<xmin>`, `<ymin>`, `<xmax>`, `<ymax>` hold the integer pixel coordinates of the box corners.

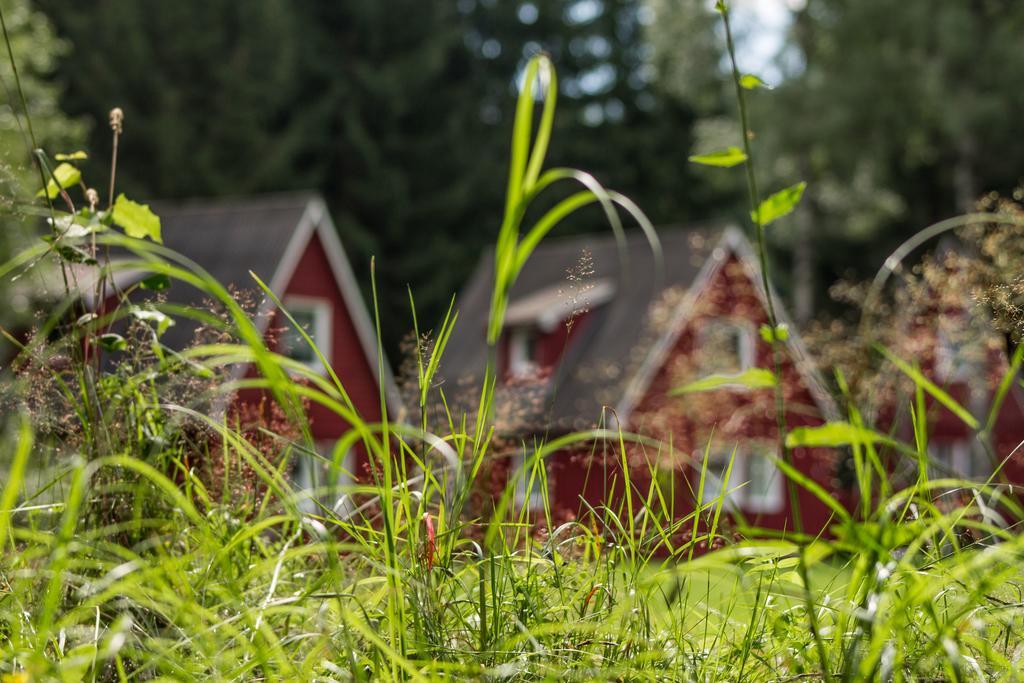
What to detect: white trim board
<box><xmin>241</xmin><ymin>196</ymin><xmax>405</xmax><ymax>420</ymax></box>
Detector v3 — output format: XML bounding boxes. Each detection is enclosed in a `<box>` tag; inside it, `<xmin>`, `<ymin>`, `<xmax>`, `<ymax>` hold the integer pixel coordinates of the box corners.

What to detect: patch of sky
<box><xmin>564</xmin><ymin>0</ymin><xmax>604</xmax><ymax>26</ymax></box>
<box><xmin>518</xmin><ymin>2</ymin><xmax>539</xmax><ymax>25</ymax></box>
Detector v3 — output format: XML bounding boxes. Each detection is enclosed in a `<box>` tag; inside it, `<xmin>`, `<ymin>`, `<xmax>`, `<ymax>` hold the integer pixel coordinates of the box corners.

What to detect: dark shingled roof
<box><xmin>24</xmin><ymin>192</ymin><xmax>405</xmax><ymax>413</ymax></box>
<box><xmin>143</xmin><ymin>192</ymin><xmax>317</xmax><ymax>350</ymax></box>
<box><xmin>153</xmin><ymin>192</ymin><xmax>316</xmax><ymax>290</ymax></box>
<box><xmin>439</xmin><ymin>226</ymin><xmax>725</xmax><ymax>433</ymax></box>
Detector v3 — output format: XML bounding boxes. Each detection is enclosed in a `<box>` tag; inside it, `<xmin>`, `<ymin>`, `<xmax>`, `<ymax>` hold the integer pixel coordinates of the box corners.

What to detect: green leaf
<box><xmin>739</xmin><ymin>74</ymin><xmax>772</xmax><ymax>90</ymax></box>
<box><xmin>132</xmin><ymin>308</ymin><xmax>174</xmax><ymax>337</ymax></box>
<box><xmin>779</xmin><ymin>571</ymin><xmax>805</xmax><ymax>587</ymax></box>
<box><xmin>759</xmin><ymin>323</ymin><xmax>789</xmax><ymax>343</ymax></box>
<box><xmin>670</xmin><ymin>367</ymin><xmax>776</xmax><ymax>395</ymax></box>
<box><xmin>140</xmin><ymin>273</ymin><xmax>171</xmax><ymax>291</ymax></box>
<box><xmin>98</xmin><ymin>333</ymin><xmax>127</xmax><ymax>352</ymax></box>
<box><xmin>875</xmin><ymin>345</ymin><xmax>980</xmax><ymax>429</ymax></box>
<box><xmin>688</xmin><ymin>146</ymin><xmax>748</xmax><ymax>168</ymax></box>
<box><xmin>751</xmin><ymin>181</ymin><xmax>807</xmax><ymax>227</ymax></box>
<box><xmin>36</xmin><ymin>162</ymin><xmax>81</xmax><ymax>200</ymax></box>
<box><xmin>111</xmin><ymin>194</ymin><xmax>162</xmax><ymax>243</ymax></box>
<box><xmin>715</xmin><ymin>0</ymin><xmax>727</xmax><ymax>12</ymax></box>
<box><xmin>54</xmin><ymin>150</ymin><xmax>88</xmax><ymax>161</ymax></box>
<box><xmin>785</xmin><ymin>421</ymin><xmax>894</xmax><ymax>449</ymax></box>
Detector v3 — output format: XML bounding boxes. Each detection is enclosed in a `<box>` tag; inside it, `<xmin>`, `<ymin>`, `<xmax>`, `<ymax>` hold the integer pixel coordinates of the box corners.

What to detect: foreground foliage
<box><xmin>3</xmin><ymin>6</ymin><xmax>1024</xmax><ymax>682</ymax></box>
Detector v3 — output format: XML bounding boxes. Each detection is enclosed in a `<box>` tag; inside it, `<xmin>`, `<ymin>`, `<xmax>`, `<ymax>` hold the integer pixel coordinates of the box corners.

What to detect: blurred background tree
<box><xmin>22</xmin><ymin>0</ymin><xmax>1024</xmax><ymax>347</ymax></box>
<box><xmin>33</xmin><ymin>0</ymin><xmax>718</xmax><ymax>351</ymax></box>
<box><xmin>649</xmin><ymin>0</ymin><xmax>1024</xmax><ymax>323</ymax></box>
<box><xmin>0</xmin><ymin>0</ymin><xmax>85</xmax><ymax>327</ymax></box>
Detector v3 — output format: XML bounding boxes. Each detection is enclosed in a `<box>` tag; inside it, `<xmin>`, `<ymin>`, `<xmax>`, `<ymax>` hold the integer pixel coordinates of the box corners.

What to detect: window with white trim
<box><xmin>696</xmin><ymin>445</ymin><xmax>784</xmax><ymax>514</ymax></box>
<box><xmin>278</xmin><ymin>296</ymin><xmax>332</xmax><ymax>372</ymax></box>
<box><xmin>514</xmin><ymin>450</ymin><xmax>546</xmax><ymax>511</ymax></box>
<box><xmin>935</xmin><ymin>325</ymin><xmax>982</xmax><ymax>384</ymax></box>
<box><xmin>699</xmin><ymin>318</ymin><xmax>755</xmax><ymax>375</ymax></box>
<box><xmin>294</xmin><ymin>440</ymin><xmax>355</xmax><ymax>515</ymax></box>
<box><xmin>930</xmin><ymin>439</ymin><xmax>990</xmax><ymax>481</ymax></box>
<box><xmin>698</xmin><ymin>448</ymin><xmax>740</xmax><ymax>508</ymax></box>
<box><xmin>745</xmin><ymin>450</ymin><xmax>784</xmax><ymax>513</ymax></box>
<box><xmin>508</xmin><ymin>326</ymin><xmax>539</xmax><ymax>378</ymax></box>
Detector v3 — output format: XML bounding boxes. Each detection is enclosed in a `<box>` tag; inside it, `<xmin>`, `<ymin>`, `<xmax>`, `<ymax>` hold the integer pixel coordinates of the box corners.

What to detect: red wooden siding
<box><xmin>277</xmin><ymin>230</ymin><xmax>384</xmax><ymax>435</ymax></box>
<box><xmin>545</xmin><ymin>254</ymin><xmax>839</xmax><ymax>534</ymax></box>
<box><xmin>498</xmin><ymin>310</ymin><xmax>594</xmax><ymax>380</ymax></box>
<box><xmin>255</xmin><ymin>230</ymin><xmax>384</xmax><ymax>483</ymax></box>
<box><xmin>882</xmin><ymin>301</ymin><xmax>1024</xmax><ymax>484</ymax></box>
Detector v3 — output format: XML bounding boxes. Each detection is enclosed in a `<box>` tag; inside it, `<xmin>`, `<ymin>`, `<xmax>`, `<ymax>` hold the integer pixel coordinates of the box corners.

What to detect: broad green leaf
<box><xmin>36</xmin><ymin>162</ymin><xmax>81</xmax><ymax>200</ymax></box>
<box><xmin>688</xmin><ymin>146</ymin><xmax>747</xmax><ymax>168</ymax></box>
<box><xmin>779</xmin><ymin>570</ymin><xmax>805</xmax><ymax>587</ymax></box>
<box><xmin>759</xmin><ymin>323</ymin><xmax>789</xmax><ymax>343</ymax></box>
<box><xmin>132</xmin><ymin>307</ymin><xmax>174</xmax><ymax>337</ymax></box>
<box><xmin>786</xmin><ymin>421</ymin><xmax>893</xmax><ymax>448</ymax></box>
<box><xmin>98</xmin><ymin>333</ymin><xmax>127</xmax><ymax>352</ymax></box>
<box><xmin>140</xmin><ymin>273</ymin><xmax>171</xmax><ymax>291</ymax></box>
<box><xmin>112</xmin><ymin>194</ymin><xmax>162</xmax><ymax>243</ymax></box>
<box><xmin>751</xmin><ymin>181</ymin><xmax>807</xmax><ymax>226</ymax></box>
<box><xmin>55</xmin><ymin>150</ymin><xmax>88</xmax><ymax>161</ymax></box>
<box><xmin>739</xmin><ymin>74</ymin><xmax>772</xmax><ymax>90</ymax></box>
<box><xmin>670</xmin><ymin>367</ymin><xmax>776</xmax><ymax>395</ymax></box>
<box><xmin>875</xmin><ymin>345</ymin><xmax>980</xmax><ymax>429</ymax></box>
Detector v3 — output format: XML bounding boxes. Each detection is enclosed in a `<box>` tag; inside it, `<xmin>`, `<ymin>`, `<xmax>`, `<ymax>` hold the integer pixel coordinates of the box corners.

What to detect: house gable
<box><xmin>618</xmin><ymin>227</ymin><xmax>839</xmax><ymax>427</ymax></box>
<box><xmin>269</xmin><ymin>228</ymin><xmax>385</xmax><ymax>438</ymax></box>
<box><xmin>609</xmin><ymin>228</ymin><xmax>841</xmax><ymax>528</ymax></box>
<box><xmin>214</xmin><ymin>197</ymin><xmax>401</xmax><ymax>430</ymax></box>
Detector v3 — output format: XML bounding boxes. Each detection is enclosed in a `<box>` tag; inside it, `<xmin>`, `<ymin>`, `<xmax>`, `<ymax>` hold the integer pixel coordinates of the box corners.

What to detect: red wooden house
<box><xmin>28</xmin><ymin>192</ymin><xmax>401</xmax><ymax>506</ymax></box>
<box><xmin>443</xmin><ymin>226</ymin><xmax>844</xmax><ymax>534</ymax></box>
<box><xmin>869</xmin><ymin>239</ymin><xmax>1024</xmax><ymax>489</ymax></box>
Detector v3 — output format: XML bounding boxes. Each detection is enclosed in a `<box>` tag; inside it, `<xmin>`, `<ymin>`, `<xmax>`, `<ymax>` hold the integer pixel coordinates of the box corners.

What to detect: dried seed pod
<box><xmin>109</xmin><ymin>107</ymin><xmax>124</xmax><ymax>134</ymax></box>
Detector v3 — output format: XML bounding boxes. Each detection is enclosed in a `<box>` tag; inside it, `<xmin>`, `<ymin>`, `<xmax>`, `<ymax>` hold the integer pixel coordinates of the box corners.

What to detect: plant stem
<box><xmin>719</xmin><ymin>4</ymin><xmax>831</xmax><ymax>680</ymax></box>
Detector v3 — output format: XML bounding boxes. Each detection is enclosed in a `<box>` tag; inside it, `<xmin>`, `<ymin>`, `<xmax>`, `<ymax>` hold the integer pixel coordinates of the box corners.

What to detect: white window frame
<box><xmin>508</xmin><ymin>326</ymin><xmax>538</xmax><ymax>378</ymax></box>
<box><xmin>744</xmin><ymin>447</ymin><xmax>784</xmax><ymax>514</ymax></box>
<box><xmin>514</xmin><ymin>450</ymin><xmax>546</xmax><ymax>511</ymax></box>
<box><xmin>930</xmin><ymin>439</ymin><xmax>989</xmax><ymax>481</ymax></box>
<box><xmin>294</xmin><ymin>439</ymin><xmax>355</xmax><ymax>515</ymax></box>
<box><xmin>697</xmin><ymin>448</ymin><xmax>742</xmax><ymax>509</ymax></box>
<box><xmin>280</xmin><ymin>295</ymin><xmax>333</xmax><ymax>373</ymax></box>
<box><xmin>935</xmin><ymin>326</ymin><xmax>979</xmax><ymax>384</ymax></box>
<box><xmin>698</xmin><ymin>318</ymin><xmax>756</xmax><ymax>375</ymax></box>
<box><xmin>696</xmin><ymin>443</ymin><xmax>784</xmax><ymax>514</ymax></box>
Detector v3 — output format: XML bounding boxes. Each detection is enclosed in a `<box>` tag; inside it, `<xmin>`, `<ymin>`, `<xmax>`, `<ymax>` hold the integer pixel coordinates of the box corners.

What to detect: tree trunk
<box><xmin>793</xmin><ymin>206</ymin><xmax>815</xmax><ymax>324</ymax></box>
<box><xmin>793</xmin><ymin>154</ymin><xmax>816</xmax><ymax>324</ymax></box>
<box><xmin>953</xmin><ymin>134</ymin><xmax>978</xmax><ymax>214</ymax></box>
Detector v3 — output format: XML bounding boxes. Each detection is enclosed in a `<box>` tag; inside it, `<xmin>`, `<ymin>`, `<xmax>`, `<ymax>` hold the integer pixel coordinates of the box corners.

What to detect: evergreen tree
<box><xmin>651</xmin><ymin>0</ymin><xmax>1024</xmax><ymax>321</ymax></box>
<box><xmin>0</xmin><ymin>0</ymin><xmax>85</xmax><ymax>329</ymax></box>
<box><xmin>764</xmin><ymin>0</ymin><xmax>1024</xmax><ymax>319</ymax></box>
<box><xmin>36</xmin><ymin>0</ymin><xmax>713</xmax><ymax>353</ymax></box>
<box><xmin>1</xmin><ymin>0</ymin><xmax>85</xmax><ymax>197</ymax></box>
<box><xmin>284</xmin><ymin>2</ymin><xmax>505</xmax><ymax>350</ymax></box>
<box><xmin>465</xmin><ymin>0</ymin><xmax>721</xmax><ymax>228</ymax></box>
<box><xmin>34</xmin><ymin>0</ymin><xmax>313</xmax><ymax>198</ymax></box>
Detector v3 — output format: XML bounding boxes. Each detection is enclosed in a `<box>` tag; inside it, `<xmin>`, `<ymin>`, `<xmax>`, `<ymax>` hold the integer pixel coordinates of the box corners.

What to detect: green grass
<box><xmin>4</xmin><ymin>7</ymin><xmax>1024</xmax><ymax>681</ymax></box>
